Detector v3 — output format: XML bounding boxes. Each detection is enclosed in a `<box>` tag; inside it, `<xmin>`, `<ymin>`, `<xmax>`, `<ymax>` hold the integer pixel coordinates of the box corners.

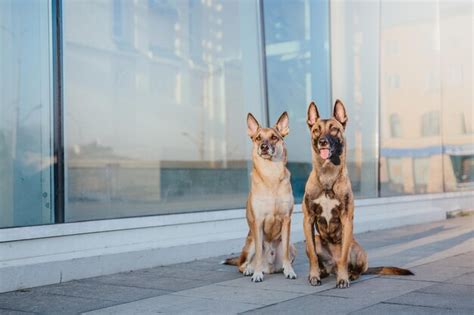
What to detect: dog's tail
<box><xmin>221</xmin><ymin>256</ymin><xmax>240</xmax><ymax>266</ymax></box>
<box><xmin>364</xmin><ymin>266</ymin><xmax>414</xmax><ymax>276</ymax></box>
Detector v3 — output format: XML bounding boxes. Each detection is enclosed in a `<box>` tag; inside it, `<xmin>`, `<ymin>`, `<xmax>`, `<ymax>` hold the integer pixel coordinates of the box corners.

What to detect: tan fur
<box><xmin>302</xmin><ymin>100</ymin><xmax>412</xmax><ymax>288</ymax></box>
<box><xmin>224</xmin><ymin>112</ymin><xmax>297</xmax><ymax>282</ymax></box>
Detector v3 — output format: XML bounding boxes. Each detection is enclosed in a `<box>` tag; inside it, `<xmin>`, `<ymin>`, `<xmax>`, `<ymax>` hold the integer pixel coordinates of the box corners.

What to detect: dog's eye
<box><xmin>256</xmin><ymin>135</ymin><xmax>261</xmax><ymax>141</ymax></box>
<box><xmin>331</xmin><ymin>127</ymin><xmax>339</xmax><ymax>134</ymax></box>
<box><xmin>271</xmin><ymin>135</ymin><xmax>278</xmax><ymax>141</ymax></box>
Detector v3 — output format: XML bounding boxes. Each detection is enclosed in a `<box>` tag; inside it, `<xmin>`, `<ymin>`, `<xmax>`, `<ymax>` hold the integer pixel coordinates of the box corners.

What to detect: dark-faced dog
<box><xmin>302</xmin><ymin>100</ymin><xmax>413</xmax><ymax>288</ymax></box>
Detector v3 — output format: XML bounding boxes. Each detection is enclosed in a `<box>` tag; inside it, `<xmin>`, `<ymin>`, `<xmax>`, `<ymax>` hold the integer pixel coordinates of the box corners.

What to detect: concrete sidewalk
<box><xmin>1</xmin><ymin>216</ymin><xmax>473</xmax><ymax>314</ymax></box>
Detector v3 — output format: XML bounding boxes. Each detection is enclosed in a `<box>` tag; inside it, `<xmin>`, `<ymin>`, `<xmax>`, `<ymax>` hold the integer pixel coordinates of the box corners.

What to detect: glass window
<box><xmin>379</xmin><ymin>1</ymin><xmax>444</xmax><ymax>196</ymax></box>
<box><xmin>330</xmin><ymin>0</ymin><xmax>379</xmax><ymax>198</ymax></box>
<box><xmin>63</xmin><ymin>0</ymin><xmax>264</xmax><ymax>221</ymax></box>
<box><xmin>263</xmin><ymin>0</ymin><xmax>331</xmax><ymax>201</ymax></box>
<box><xmin>421</xmin><ymin>111</ymin><xmax>440</xmax><ymax>137</ymax></box>
<box><xmin>0</xmin><ymin>0</ymin><xmax>54</xmax><ymax>228</ymax></box>
<box><xmin>439</xmin><ymin>1</ymin><xmax>473</xmax><ymax>192</ymax></box>
<box><xmin>390</xmin><ymin>114</ymin><xmax>401</xmax><ymax>138</ymax></box>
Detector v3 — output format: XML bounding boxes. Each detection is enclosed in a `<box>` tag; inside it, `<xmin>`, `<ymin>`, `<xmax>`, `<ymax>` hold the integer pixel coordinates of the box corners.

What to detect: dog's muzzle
<box><xmin>317</xmin><ymin>137</ymin><xmax>332</xmax><ymax>160</ymax></box>
<box><xmin>316</xmin><ymin>135</ymin><xmax>343</xmax><ymax>165</ymax></box>
<box><xmin>258</xmin><ymin>142</ymin><xmax>274</xmax><ymax>158</ymax></box>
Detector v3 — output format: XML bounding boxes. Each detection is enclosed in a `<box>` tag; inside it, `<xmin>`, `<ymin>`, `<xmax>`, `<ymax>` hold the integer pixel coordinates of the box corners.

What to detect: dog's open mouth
<box><xmin>319</xmin><ymin>148</ymin><xmax>331</xmax><ymax>160</ymax></box>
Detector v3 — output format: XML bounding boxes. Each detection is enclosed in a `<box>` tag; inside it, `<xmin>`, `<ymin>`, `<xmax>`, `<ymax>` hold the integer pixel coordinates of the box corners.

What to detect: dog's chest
<box><xmin>251</xmin><ymin>193</ymin><xmax>293</xmax><ymax>218</ymax></box>
<box><xmin>311</xmin><ymin>193</ymin><xmax>343</xmax><ymax>243</ymax></box>
<box><xmin>313</xmin><ymin>194</ymin><xmax>340</xmax><ymax>222</ymax></box>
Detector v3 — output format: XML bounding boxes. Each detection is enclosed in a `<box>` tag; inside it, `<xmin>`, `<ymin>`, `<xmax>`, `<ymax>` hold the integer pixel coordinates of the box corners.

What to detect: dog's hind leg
<box><xmin>314</xmin><ymin>235</ymin><xmax>334</xmax><ymax>278</ymax></box>
<box><xmin>348</xmin><ymin>240</ymin><xmax>368</xmax><ymax>281</ymax></box>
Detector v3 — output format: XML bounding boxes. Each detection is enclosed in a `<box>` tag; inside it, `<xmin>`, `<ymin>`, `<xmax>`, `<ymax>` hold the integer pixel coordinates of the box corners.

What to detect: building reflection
<box><xmin>62</xmin><ymin>0</ymin><xmax>473</xmax><ymax>221</ymax></box>
<box><xmin>65</xmin><ymin>0</ymin><xmax>252</xmax><ymax>220</ymax></box>
<box><xmin>379</xmin><ymin>1</ymin><xmax>472</xmax><ymax>196</ymax></box>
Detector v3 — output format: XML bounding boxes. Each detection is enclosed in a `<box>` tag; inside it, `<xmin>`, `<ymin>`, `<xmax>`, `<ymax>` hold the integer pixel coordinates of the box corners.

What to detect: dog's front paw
<box><xmin>336</xmin><ymin>267</ymin><xmax>350</xmax><ymax>288</ymax></box>
<box><xmin>308</xmin><ymin>274</ymin><xmax>321</xmax><ymax>286</ymax></box>
<box><xmin>284</xmin><ymin>267</ymin><xmax>297</xmax><ymax>280</ymax></box>
<box><xmin>243</xmin><ymin>266</ymin><xmax>254</xmax><ymax>277</ymax></box>
<box><xmin>336</xmin><ymin>278</ymin><xmax>350</xmax><ymax>289</ymax></box>
<box><xmin>251</xmin><ymin>271</ymin><xmax>264</xmax><ymax>282</ymax></box>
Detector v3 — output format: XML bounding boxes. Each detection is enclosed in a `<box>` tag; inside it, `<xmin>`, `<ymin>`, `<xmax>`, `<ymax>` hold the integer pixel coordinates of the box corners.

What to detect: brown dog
<box><xmin>224</xmin><ymin>112</ymin><xmax>297</xmax><ymax>282</ymax></box>
<box><xmin>303</xmin><ymin>100</ymin><xmax>413</xmax><ymax>288</ymax></box>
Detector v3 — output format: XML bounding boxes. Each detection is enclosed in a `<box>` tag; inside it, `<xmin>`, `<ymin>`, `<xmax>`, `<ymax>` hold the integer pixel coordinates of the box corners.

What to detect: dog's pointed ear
<box><xmin>333</xmin><ymin>99</ymin><xmax>348</xmax><ymax>129</ymax></box>
<box><xmin>307</xmin><ymin>102</ymin><xmax>319</xmax><ymax>129</ymax></box>
<box><xmin>274</xmin><ymin>112</ymin><xmax>289</xmax><ymax>137</ymax></box>
<box><xmin>247</xmin><ymin>113</ymin><xmax>260</xmax><ymax>138</ymax></box>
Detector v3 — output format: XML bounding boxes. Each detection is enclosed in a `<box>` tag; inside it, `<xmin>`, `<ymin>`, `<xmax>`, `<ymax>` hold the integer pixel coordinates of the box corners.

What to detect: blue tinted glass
<box><xmin>263</xmin><ymin>0</ymin><xmax>331</xmax><ymax>201</ymax></box>
<box><xmin>0</xmin><ymin>0</ymin><xmax>54</xmax><ymax>228</ymax></box>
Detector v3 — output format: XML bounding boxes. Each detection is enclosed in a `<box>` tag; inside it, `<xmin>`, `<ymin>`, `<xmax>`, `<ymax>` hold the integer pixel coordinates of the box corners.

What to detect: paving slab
<box><xmin>387</xmin><ymin>260</ymin><xmax>472</xmax><ymax>283</ymax></box>
<box><xmin>350</xmin><ymin>302</ymin><xmax>463</xmax><ymax>315</ymax></box>
<box><xmin>0</xmin><ymin>290</ymin><xmax>116</xmax><ymax>314</ymax></box>
<box><xmin>358</xmin><ymin>226</ymin><xmax>453</xmax><ymax>252</ymax></box>
<box><xmin>290</xmin><ymin>261</ymin><xmax>310</xmax><ymax>274</ymax></box>
<box><xmin>216</xmin><ymin>272</ymin><xmax>375</xmax><ymax>295</ymax></box>
<box><xmin>243</xmin><ymin>294</ymin><xmax>372</xmax><ymax>315</ymax></box>
<box><xmin>171</xmin><ymin>283</ymin><xmax>305</xmax><ymax>305</ymax></box>
<box><xmin>366</xmin><ymin>229</ymin><xmax>473</xmax><ymax>267</ymax></box>
<box><xmin>319</xmin><ymin>277</ymin><xmax>432</xmax><ymax>301</ymax></box>
<box><xmin>83</xmin><ymin>295</ymin><xmax>203</xmax><ymax>315</ymax></box>
<box><xmin>84</xmin><ymin>293</ymin><xmax>260</xmax><ymax>315</ymax></box>
<box><xmin>86</xmin><ymin>270</ymin><xmax>215</xmax><ymax>291</ymax></box>
<box><xmin>385</xmin><ymin>291</ymin><xmax>474</xmax><ymax>311</ymax></box>
<box><xmin>0</xmin><ymin>309</ymin><xmax>35</xmax><ymax>315</ymax></box>
<box><xmin>173</xmin><ymin>259</ymin><xmax>238</xmax><ymax>273</ymax></box>
<box><xmin>428</xmin><ymin>251</ymin><xmax>474</xmax><ymax>269</ymax></box>
<box><xmin>36</xmin><ymin>280</ymin><xmax>169</xmax><ymax>303</ymax></box>
<box><xmin>447</xmin><ymin>272</ymin><xmax>474</xmax><ymax>286</ymax></box>
<box><xmin>418</xmin><ymin>283</ymin><xmax>474</xmax><ymax>297</ymax></box>
<box><xmin>217</xmin><ymin>274</ymin><xmax>334</xmax><ymax>295</ymax></box>
<box><xmin>158</xmin><ymin>297</ymin><xmax>260</xmax><ymax>314</ymax></box>
<box><xmin>133</xmin><ymin>265</ymin><xmax>243</xmax><ymax>282</ymax></box>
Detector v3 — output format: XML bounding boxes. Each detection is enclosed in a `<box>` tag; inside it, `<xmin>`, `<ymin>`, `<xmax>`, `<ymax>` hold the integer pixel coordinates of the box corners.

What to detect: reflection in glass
<box><xmin>263</xmin><ymin>0</ymin><xmax>331</xmax><ymax>201</ymax></box>
<box><xmin>330</xmin><ymin>0</ymin><xmax>379</xmax><ymax>198</ymax></box>
<box><xmin>63</xmin><ymin>0</ymin><xmax>263</xmax><ymax>221</ymax></box>
<box><xmin>379</xmin><ymin>1</ymin><xmax>444</xmax><ymax>196</ymax></box>
<box><xmin>440</xmin><ymin>1</ymin><xmax>473</xmax><ymax>192</ymax></box>
<box><xmin>0</xmin><ymin>0</ymin><xmax>54</xmax><ymax>228</ymax></box>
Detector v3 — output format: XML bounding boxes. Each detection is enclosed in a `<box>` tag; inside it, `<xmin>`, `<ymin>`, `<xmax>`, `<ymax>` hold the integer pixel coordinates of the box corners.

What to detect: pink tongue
<box><xmin>320</xmin><ymin>149</ymin><xmax>330</xmax><ymax>160</ymax></box>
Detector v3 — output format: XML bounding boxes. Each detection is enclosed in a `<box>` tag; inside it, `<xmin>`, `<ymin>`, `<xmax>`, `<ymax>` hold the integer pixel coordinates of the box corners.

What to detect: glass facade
<box><xmin>0</xmin><ymin>0</ymin><xmax>54</xmax><ymax>228</ymax></box>
<box><xmin>63</xmin><ymin>0</ymin><xmax>264</xmax><ymax>221</ymax></box>
<box><xmin>330</xmin><ymin>0</ymin><xmax>380</xmax><ymax>198</ymax></box>
<box><xmin>263</xmin><ymin>0</ymin><xmax>331</xmax><ymax>201</ymax></box>
<box><xmin>439</xmin><ymin>1</ymin><xmax>473</xmax><ymax>192</ymax></box>
<box><xmin>0</xmin><ymin>0</ymin><xmax>472</xmax><ymax>228</ymax></box>
<box><xmin>379</xmin><ymin>1</ymin><xmax>444</xmax><ymax>196</ymax></box>
<box><xmin>379</xmin><ymin>0</ymin><xmax>473</xmax><ymax>196</ymax></box>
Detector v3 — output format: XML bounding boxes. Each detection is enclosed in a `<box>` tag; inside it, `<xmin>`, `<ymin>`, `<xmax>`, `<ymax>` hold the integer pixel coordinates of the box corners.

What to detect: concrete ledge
<box><xmin>0</xmin><ymin>191</ymin><xmax>473</xmax><ymax>293</ymax></box>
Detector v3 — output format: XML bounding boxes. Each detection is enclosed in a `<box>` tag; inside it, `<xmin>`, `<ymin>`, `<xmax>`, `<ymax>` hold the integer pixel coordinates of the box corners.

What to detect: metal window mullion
<box><xmin>256</xmin><ymin>0</ymin><xmax>270</xmax><ymax>127</ymax></box>
<box><xmin>52</xmin><ymin>0</ymin><xmax>65</xmax><ymax>223</ymax></box>
<box><xmin>376</xmin><ymin>0</ymin><xmax>382</xmax><ymax>198</ymax></box>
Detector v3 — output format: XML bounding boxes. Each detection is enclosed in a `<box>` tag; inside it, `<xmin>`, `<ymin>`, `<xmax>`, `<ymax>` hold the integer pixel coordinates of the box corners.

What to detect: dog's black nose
<box><xmin>260</xmin><ymin>143</ymin><xmax>269</xmax><ymax>151</ymax></box>
<box><xmin>318</xmin><ymin>137</ymin><xmax>328</xmax><ymax>146</ymax></box>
